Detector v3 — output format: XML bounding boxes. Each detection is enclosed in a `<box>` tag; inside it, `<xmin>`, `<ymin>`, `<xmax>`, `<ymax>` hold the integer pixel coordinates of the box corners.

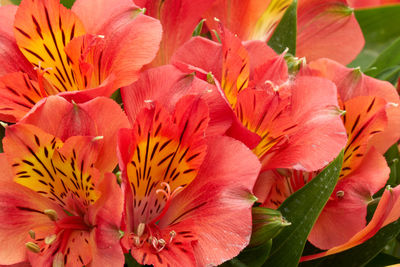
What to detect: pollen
<box><xmin>25</xmin><ymin>242</ymin><xmax>40</xmax><ymax>253</ymax></box>
<box><xmin>44</xmin><ymin>209</ymin><xmax>58</xmax><ymax>221</ymax></box>
<box><xmin>44</xmin><ymin>234</ymin><xmax>57</xmax><ymax>245</ymax></box>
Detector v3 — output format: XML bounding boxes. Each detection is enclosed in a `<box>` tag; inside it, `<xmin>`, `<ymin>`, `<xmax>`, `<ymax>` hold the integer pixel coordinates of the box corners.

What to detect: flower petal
<box><xmin>121</xmin><ymin>65</ymin><xmax>232</xmax><ymax>136</ymax></box>
<box><xmin>308</xmin><ymin>147</ymin><xmax>390</xmax><ymax>249</ymax></box>
<box><xmin>159</xmin><ymin>136</ymin><xmax>261</xmax><ymax>266</ymax></box>
<box><xmin>301</xmin><ymin>185</ymin><xmax>400</xmax><ymax>261</ymax></box>
<box><xmin>0</xmin><ymin>153</ymin><xmax>61</xmax><ymax>265</ymax></box>
<box><xmin>119</xmin><ymin>96</ymin><xmax>208</xmax><ymax>228</ymax></box>
<box><xmin>297</xmin><ymin>0</ymin><xmax>364</xmax><ymax>64</ymax></box>
<box><xmin>21</xmin><ymin>95</ymin><xmax>129</xmax><ymax>172</ymax></box>
<box><xmin>14</xmin><ymin>0</ymin><xmax>86</xmax><ymax>92</ymax></box>
<box><xmin>88</xmin><ymin>173</ymin><xmax>124</xmax><ymax>267</ymax></box>
<box><xmin>0</xmin><ymin>72</ymin><xmax>42</xmax><ymax>122</ymax></box>
<box><xmin>137</xmin><ymin>0</ymin><xmax>214</xmax><ymax>66</ymax></box>
<box><xmin>72</xmin><ymin>0</ymin><xmax>138</xmax><ymax>35</ymax></box>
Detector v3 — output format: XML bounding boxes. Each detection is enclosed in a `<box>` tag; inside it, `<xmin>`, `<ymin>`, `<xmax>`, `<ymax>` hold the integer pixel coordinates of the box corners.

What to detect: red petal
<box><xmin>99</xmin><ymin>14</ymin><xmax>162</xmax><ymax>89</ymax></box>
<box><xmin>138</xmin><ymin>0</ymin><xmax>214</xmax><ymax>66</ymax></box>
<box><xmin>308</xmin><ymin>148</ymin><xmax>390</xmax><ymax>249</ymax></box>
<box><xmin>21</xmin><ymin>95</ymin><xmax>129</xmax><ymax>172</ymax></box>
<box><xmin>14</xmin><ymin>0</ymin><xmax>86</xmax><ymax>92</ymax></box>
<box><xmin>0</xmin><ymin>72</ymin><xmax>42</xmax><ymax>122</ymax></box>
<box><xmin>204</xmin><ymin>0</ymin><xmax>291</xmax><ymax>42</ymax></box>
<box><xmin>302</xmin><ymin>185</ymin><xmax>400</xmax><ymax>261</ymax></box>
<box><xmin>341</xmin><ymin>96</ymin><xmax>388</xmax><ymax>178</ymax></box>
<box><xmin>0</xmin><ymin>5</ymin><xmax>35</xmax><ymax>77</ymax></box>
<box><xmin>159</xmin><ymin>136</ymin><xmax>261</xmax><ymax>266</ymax></box>
<box><xmin>89</xmin><ymin>173</ymin><xmax>124</xmax><ymax>267</ymax></box>
<box><xmin>172</xmin><ymin>36</ymin><xmax>223</xmax><ymax>81</ymax></box>
<box><xmin>309</xmin><ymin>58</ymin><xmax>400</xmax><ymax>153</ymax></box>
<box><xmin>0</xmin><ymin>153</ymin><xmax>61</xmax><ymax>265</ymax></box>
<box><xmin>119</xmin><ymin>97</ymin><xmax>208</xmax><ymax>228</ymax></box>
<box><xmin>297</xmin><ymin>0</ymin><xmax>364</xmax><ymax>64</ymax></box>
<box><xmin>121</xmin><ymin>65</ymin><xmax>232</xmax><ymax>137</ymax></box>
<box><xmin>72</xmin><ymin>0</ymin><xmax>139</xmax><ymax>35</ymax></box>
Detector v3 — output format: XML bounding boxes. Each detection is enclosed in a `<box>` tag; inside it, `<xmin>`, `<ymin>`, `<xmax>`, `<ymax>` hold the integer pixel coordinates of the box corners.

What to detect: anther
<box><xmin>0</xmin><ymin>122</ymin><xmax>8</xmax><ymax>128</ymax></box>
<box><xmin>45</xmin><ymin>234</ymin><xmax>57</xmax><ymax>245</ymax></box>
<box><xmin>44</xmin><ymin>209</ymin><xmax>58</xmax><ymax>221</ymax></box>
<box><xmin>336</xmin><ymin>190</ymin><xmax>345</xmax><ymax>198</ymax></box>
<box><xmin>25</xmin><ymin>242</ymin><xmax>40</xmax><ymax>253</ymax></box>
<box><xmin>137</xmin><ymin>223</ymin><xmax>145</xmax><ymax>237</ymax></box>
<box><xmin>157</xmin><ymin>239</ymin><xmax>166</xmax><ymax>252</ymax></box>
<box><xmin>28</xmin><ymin>230</ymin><xmax>36</xmax><ymax>240</ymax></box>
<box><xmin>169</xmin><ymin>230</ymin><xmax>176</xmax><ymax>243</ymax></box>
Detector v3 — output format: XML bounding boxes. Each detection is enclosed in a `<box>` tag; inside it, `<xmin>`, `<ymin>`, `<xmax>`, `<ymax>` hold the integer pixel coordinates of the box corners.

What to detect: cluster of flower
<box><xmin>0</xmin><ymin>0</ymin><xmax>399</xmax><ymax>266</ymax></box>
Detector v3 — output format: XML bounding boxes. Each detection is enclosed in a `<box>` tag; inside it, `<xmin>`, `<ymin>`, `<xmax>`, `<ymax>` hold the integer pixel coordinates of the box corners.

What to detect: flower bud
<box><xmin>249</xmin><ymin>207</ymin><xmax>291</xmax><ymax>247</ymax></box>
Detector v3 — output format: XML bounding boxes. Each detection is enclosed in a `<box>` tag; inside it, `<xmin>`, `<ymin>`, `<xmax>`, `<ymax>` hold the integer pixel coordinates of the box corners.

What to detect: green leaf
<box><xmin>9</xmin><ymin>0</ymin><xmax>75</xmax><ymax>8</ymax></box>
<box><xmin>125</xmin><ymin>253</ymin><xmax>144</xmax><ymax>267</ymax></box>
<box><xmin>221</xmin><ymin>240</ymin><xmax>272</xmax><ymax>267</ymax></box>
<box><xmin>385</xmin><ymin>144</ymin><xmax>400</xmax><ymax>186</ymax></box>
<box><xmin>268</xmin><ymin>0</ymin><xmax>297</xmax><ymax>55</ymax></box>
<box><xmin>366</xmin><ymin>253</ymin><xmax>400</xmax><ymax>267</ymax></box>
<box><xmin>349</xmin><ymin>4</ymin><xmax>400</xmax><ymax>70</ymax></box>
<box><xmin>364</xmin><ymin>36</ymin><xmax>400</xmax><ymax>81</ymax></box>
<box><xmin>264</xmin><ymin>151</ymin><xmax>343</xmax><ymax>267</ymax></box>
<box><xmin>299</xmin><ymin>219</ymin><xmax>400</xmax><ymax>267</ymax></box>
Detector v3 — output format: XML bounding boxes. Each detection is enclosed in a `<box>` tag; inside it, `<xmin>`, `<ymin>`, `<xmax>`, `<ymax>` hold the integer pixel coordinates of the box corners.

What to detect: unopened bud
<box><xmin>250</xmin><ymin>207</ymin><xmax>291</xmax><ymax>247</ymax></box>
<box><xmin>25</xmin><ymin>242</ymin><xmax>40</xmax><ymax>253</ymax></box>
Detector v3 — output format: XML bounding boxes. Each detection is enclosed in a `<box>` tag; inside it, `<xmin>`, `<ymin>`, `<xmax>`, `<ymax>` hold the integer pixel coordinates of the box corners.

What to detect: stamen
<box><xmin>137</xmin><ymin>222</ymin><xmax>145</xmax><ymax>237</ymax></box>
<box><xmin>157</xmin><ymin>239</ymin><xmax>166</xmax><ymax>252</ymax></box>
<box><xmin>169</xmin><ymin>230</ymin><xmax>176</xmax><ymax>243</ymax></box>
<box><xmin>28</xmin><ymin>230</ymin><xmax>36</xmax><ymax>240</ymax></box>
<box><xmin>25</xmin><ymin>242</ymin><xmax>40</xmax><ymax>253</ymax></box>
<box><xmin>44</xmin><ymin>209</ymin><xmax>58</xmax><ymax>221</ymax></box>
<box><xmin>45</xmin><ymin>234</ymin><xmax>57</xmax><ymax>245</ymax></box>
<box><xmin>0</xmin><ymin>121</ymin><xmax>8</xmax><ymax>128</ymax></box>
<box><xmin>336</xmin><ymin>190</ymin><xmax>345</xmax><ymax>198</ymax></box>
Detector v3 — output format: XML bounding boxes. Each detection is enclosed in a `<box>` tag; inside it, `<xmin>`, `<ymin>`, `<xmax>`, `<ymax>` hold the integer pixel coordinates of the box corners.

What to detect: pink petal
<box><xmin>159</xmin><ymin>136</ymin><xmax>261</xmax><ymax>266</ymax></box>
<box><xmin>72</xmin><ymin>0</ymin><xmax>139</xmax><ymax>35</ymax></box>
<box><xmin>297</xmin><ymin>0</ymin><xmax>364</xmax><ymax>64</ymax></box>
<box><xmin>88</xmin><ymin>173</ymin><xmax>124</xmax><ymax>267</ymax></box>
<box><xmin>121</xmin><ymin>65</ymin><xmax>232</xmax><ymax>136</ymax></box>
<box><xmin>302</xmin><ymin>185</ymin><xmax>400</xmax><ymax>261</ymax></box>
<box><xmin>21</xmin><ymin>95</ymin><xmax>130</xmax><ymax>172</ymax></box>
<box><xmin>137</xmin><ymin>0</ymin><xmax>214</xmax><ymax>66</ymax></box>
<box><xmin>308</xmin><ymin>147</ymin><xmax>390</xmax><ymax>249</ymax></box>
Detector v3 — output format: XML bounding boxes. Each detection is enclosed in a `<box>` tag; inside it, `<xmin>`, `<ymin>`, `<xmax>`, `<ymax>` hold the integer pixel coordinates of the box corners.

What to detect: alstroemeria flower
<box><xmin>203</xmin><ymin>0</ymin><xmax>364</xmax><ymax>65</ymax></box>
<box><xmin>0</xmin><ymin>0</ymin><xmax>162</xmax><ymax>122</ymax></box>
<box><xmin>118</xmin><ymin>95</ymin><xmax>261</xmax><ymax>266</ymax></box>
<box><xmin>0</xmin><ymin>123</ymin><xmax>124</xmax><ymax>266</ymax></box>
<box><xmin>257</xmin><ymin>58</ymin><xmax>400</xmax><ymax>253</ymax></box>
<box><xmin>172</xmin><ymin>27</ymin><xmax>347</xmax><ymax>173</ymax></box>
